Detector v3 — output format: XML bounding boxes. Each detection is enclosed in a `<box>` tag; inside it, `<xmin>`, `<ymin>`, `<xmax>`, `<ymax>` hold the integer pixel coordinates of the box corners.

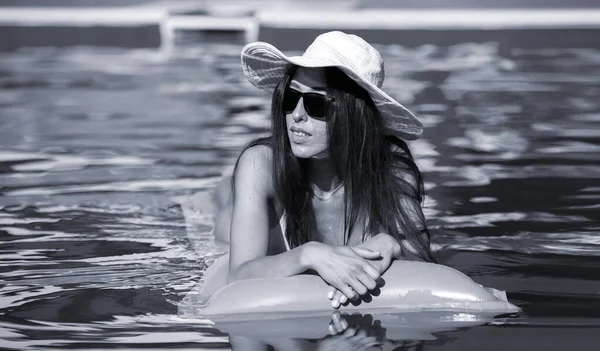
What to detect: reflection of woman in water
<box><xmin>229</xmin><ymin>311</ymin><xmax>426</xmax><ymax>351</ymax></box>
<box><xmin>213</xmin><ymin>31</ymin><xmax>436</xmax><ymax>310</ymax></box>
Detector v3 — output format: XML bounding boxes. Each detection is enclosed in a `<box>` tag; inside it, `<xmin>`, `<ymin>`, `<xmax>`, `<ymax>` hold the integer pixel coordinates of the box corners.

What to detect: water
<box><xmin>0</xmin><ymin>40</ymin><xmax>599</xmax><ymax>350</ymax></box>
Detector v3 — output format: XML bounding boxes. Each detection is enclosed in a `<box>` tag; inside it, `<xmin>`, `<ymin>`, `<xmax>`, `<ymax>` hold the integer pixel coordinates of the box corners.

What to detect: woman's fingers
<box><xmin>320</xmin><ymin>247</ymin><xmax>385</xmax><ymax>309</ymax></box>
<box><xmin>330</xmin><ymin>288</ymin><xmax>348</xmax><ymax>308</ymax></box>
<box><xmin>331</xmin><ymin>312</ymin><xmax>348</xmax><ymax>334</ymax></box>
<box><xmin>342</xmin><ymin>326</ymin><xmax>357</xmax><ymax>337</ymax></box>
<box><xmin>337</xmin><ymin>283</ymin><xmax>357</xmax><ymax>301</ymax></box>
<box><xmin>328</xmin><ymin>323</ymin><xmax>336</xmax><ymax>335</ymax></box>
<box><xmin>333</xmin><ymin>290</ymin><xmax>343</xmax><ymax>303</ymax></box>
<box><xmin>328</xmin><ymin>311</ymin><xmax>349</xmax><ymax>335</ymax></box>
<box><xmin>346</xmin><ymin>278</ymin><xmax>368</xmax><ymax>296</ymax></box>
<box><xmin>353</xmin><ymin>336</ymin><xmax>379</xmax><ymax>349</ymax></box>
<box><xmin>362</xmin><ymin>262</ymin><xmax>381</xmax><ymax>281</ymax></box>
<box><xmin>351</xmin><ymin>247</ymin><xmax>381</xmax><ymax>259</ymax></box>
<box><xmin>328</xmin><ymin>286</ymin><xmax>336</xmax><ymax>300</ymax></box>
<box><xmin>332</xmin><ymin>289</ymin><xmax>351</xmax><ymax>308</ymax></box>
<box><xmin>355</xmin><ymin>271</ymin><xmax>378</xmax><ymax>291</ymax></box>
<box><xmin>329</xmin><ymin>267</ymin><xmax>380</xmax><ymax>308</ymax></box>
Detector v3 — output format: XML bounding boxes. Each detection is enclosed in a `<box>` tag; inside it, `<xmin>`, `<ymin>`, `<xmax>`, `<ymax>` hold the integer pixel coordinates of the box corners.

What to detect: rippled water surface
<box><xmin>1</xmin><ymin>41</ymin><xmax>599</xmax><ymax>350</ymax></box>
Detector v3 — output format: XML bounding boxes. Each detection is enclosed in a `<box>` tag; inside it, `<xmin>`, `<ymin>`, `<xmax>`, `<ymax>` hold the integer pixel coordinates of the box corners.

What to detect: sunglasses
<box><xmin>282</xmin><ymin>87</ymin><xmax>333</xmax><ymax>118</ymax></box>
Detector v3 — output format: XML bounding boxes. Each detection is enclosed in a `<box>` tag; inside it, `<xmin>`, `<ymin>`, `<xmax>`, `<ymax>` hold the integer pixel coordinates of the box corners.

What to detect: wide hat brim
<box><xmin>241</xmin><ymin>41</ymin><xmax>423</xmax><ymax>140</ymax></box>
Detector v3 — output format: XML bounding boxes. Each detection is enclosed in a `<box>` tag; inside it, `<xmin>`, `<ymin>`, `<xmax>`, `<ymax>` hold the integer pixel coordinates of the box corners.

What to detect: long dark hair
<box><xmin>233</xmin><ymin>64</ymin><xmax>436</xmax><ymax>262</ymax></box>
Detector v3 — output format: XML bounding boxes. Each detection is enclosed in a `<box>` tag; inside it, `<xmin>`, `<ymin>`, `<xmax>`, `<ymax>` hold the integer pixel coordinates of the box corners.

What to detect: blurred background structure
<box><xmin>1</xmin><ymin>0</ymin><xmax>600</xmax><ymax>51</ymax></box>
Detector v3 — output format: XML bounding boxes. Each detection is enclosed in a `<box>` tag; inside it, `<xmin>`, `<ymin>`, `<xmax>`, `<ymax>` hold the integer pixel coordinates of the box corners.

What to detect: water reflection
<box><xmin>218</xmin><ymin>310</ymin><xmax>504</xmax><ymax>351</ymax></box>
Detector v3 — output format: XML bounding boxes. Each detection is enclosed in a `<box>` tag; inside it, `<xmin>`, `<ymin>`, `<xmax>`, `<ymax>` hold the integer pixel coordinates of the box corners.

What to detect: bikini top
<box><xmin>277</xmin><ymin>212</ymin><xmax>368</xmax><ymax>251</ymax></box>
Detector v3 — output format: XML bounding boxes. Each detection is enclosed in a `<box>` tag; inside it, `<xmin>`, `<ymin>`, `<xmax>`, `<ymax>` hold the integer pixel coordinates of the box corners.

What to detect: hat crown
<box><xmin>302</xmin><ymin>31</ymin><xmax>385</xmax><ymax>88</ymax></box>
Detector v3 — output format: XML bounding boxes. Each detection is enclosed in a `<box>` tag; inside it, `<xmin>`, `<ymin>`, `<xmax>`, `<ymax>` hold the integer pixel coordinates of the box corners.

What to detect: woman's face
<box><xmin>285</xmin><ymin>67</ymin><xmax>329</xmax><ymax>159</ymax></box>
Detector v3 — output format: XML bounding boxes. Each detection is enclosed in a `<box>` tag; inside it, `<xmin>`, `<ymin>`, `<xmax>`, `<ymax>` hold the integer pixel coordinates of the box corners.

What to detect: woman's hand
<box><xmin>356</xmin><ymin>233</ymin><xmax>401</xmax><ymax>273</ymax></box>
<box><xmin>319</xmin><ymin>311</ymin><xmax>381</xmax><ymax>351</ymax></box>
<box><xmin>303</xmin><ymin>242</ymin><xmax>381</xmax><ymax>304</ymax></box>
<box><xmin>329</xmin><ymin>233</ymin><xmax>401</xmax><ymax>307</ymax></box>
<box><xmin>317</xmin><ymin>327</ymin><xmax>379</xmax><ymax>351</ymax></box>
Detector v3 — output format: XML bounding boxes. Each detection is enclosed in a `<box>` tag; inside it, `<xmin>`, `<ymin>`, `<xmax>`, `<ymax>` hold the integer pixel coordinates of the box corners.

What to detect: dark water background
<box><xmin>1</xmin><ymin>39</ymin><xmax>599</xmax><ymax>350</ymax></box>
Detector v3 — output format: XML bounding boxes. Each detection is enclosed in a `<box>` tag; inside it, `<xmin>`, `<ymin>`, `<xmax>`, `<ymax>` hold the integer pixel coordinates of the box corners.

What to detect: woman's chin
<box><xmin>290</xmin><ymin>145</ymin><xmax>328</xmax><ymax>159</ymax></box>
<box><xmin>291</xmin><ymin>151</ymin><xmax>315</xmax><ymax>159</ymax></box>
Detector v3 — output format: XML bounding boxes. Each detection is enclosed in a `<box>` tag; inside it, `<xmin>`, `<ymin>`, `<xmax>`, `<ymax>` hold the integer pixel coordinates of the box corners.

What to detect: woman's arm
<box><xmin>228</xmin><ymin>146</ymin><xmax>310</xmax><ymax>282</ymax></box>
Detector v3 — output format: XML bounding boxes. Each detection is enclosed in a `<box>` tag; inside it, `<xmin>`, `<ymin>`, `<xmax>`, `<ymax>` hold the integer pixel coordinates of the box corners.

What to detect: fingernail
<box><xmin>341</xmin><ymin>320</ymin><xmax>348</xmax><ymax>329</ymax></box>
<box><xmin>329</xmin><ymin>324</ymin><xmax>335</xmax><ymax>335</ymax></box>
<box><xmin>332</xmin><ymin>300</ymin><xmax>340</xmax><ymax>308</ymax></box>
<box><xmin>340</xmin><ymin>295</ymin><xmax>347</xmax><ymax>303</ymax></box>
<box><xmin>327</xmin><ymin>290</ymin><xmax>334</xmax><ymax>299</ymax></box>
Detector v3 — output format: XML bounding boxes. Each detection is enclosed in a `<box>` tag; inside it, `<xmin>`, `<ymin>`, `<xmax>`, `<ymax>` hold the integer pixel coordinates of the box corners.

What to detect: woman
<box><xmin>212</xmin><ymin>31</ymin><xmax>435</xmax><ymax>309</ymax></box>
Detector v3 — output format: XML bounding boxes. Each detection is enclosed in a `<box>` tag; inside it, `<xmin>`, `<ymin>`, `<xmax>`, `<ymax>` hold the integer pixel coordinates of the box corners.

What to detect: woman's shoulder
<box><xmin>238</xmin><ymin>144</ymin><xmax>273</xmax><ymax>165</ymax></box>
<box><xmin>235</xmin><ymin>144</ymin><xmax>275</xmax><ymax>197</ymax></box>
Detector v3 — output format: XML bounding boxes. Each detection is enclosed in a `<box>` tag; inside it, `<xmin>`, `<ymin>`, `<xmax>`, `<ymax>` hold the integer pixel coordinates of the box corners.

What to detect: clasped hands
<box><xmin>305</xmin><ymin>233</ymin><xmax>400</xmax><ymax>309</ymax></box>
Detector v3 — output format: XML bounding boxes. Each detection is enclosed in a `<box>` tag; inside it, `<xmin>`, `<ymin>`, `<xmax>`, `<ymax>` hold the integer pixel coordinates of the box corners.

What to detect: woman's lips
<box><xmin>289</xmin><ymin>128</ymin><xmax>311</xmax><ymax>143</ymax></box>
<box><xmin>290</xmin><ymin>126</ymin><xmax>311</xmax><ymax>135</ymax></box>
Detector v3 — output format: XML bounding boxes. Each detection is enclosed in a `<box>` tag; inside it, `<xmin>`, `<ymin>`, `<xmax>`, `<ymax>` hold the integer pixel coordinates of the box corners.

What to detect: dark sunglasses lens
<box><xmin>303</xmin><ymin>93</ymin><xmax>328</xmax><ymax>117</ymax></box>
<box><xmin>283</xmin><ymin>89</ymin><xmax>301</xmax><ymax>113</ymax></box>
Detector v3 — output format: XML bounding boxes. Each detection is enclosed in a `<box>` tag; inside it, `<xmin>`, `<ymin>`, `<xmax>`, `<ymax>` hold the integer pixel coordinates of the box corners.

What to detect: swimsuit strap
<box><xmin>279</xmin><ymin>211</ymin><xmax>291</xmax><ymax>251</ymax></box>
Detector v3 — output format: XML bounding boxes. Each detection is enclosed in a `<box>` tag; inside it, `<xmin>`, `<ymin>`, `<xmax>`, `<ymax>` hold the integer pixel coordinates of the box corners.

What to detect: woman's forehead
<box><xmin>290</xmin><ymin>67</ymin><xmax>327</xmax><ymax>91</ymax></box>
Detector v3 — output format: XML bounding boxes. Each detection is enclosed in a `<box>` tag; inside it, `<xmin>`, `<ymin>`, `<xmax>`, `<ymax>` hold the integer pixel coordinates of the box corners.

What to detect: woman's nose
<box><xmin>291</xmin><ymin>97</ymin><xmax>307</xmax><ymax>122</ymax></box>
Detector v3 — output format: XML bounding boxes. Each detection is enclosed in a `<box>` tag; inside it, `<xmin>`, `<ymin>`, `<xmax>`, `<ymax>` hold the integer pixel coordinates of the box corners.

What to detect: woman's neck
<box><xmin>306</xmin><ymin>157</ymin><xmax>340</xmax><ymax>191</ymax></box>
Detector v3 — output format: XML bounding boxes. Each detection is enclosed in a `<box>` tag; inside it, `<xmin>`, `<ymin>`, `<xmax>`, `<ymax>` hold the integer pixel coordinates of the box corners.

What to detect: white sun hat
<box><xmin>240</xmin><ymin>31</ymin><xmax>423</xmax><ymax>140</ymax></box>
